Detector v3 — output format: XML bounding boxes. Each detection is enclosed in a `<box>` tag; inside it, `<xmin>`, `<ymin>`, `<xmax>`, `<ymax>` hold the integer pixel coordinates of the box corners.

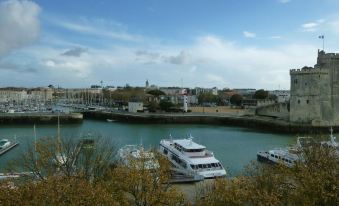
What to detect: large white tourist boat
<box><xmin>159</xmin><ymin>135</ymin><xmax>226</xmax><ymax>179</ymax></box>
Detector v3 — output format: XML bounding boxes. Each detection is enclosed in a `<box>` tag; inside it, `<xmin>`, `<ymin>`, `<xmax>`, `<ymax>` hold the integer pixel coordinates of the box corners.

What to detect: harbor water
<box><xmin>0</xmin><ymin>120</ymin><xmax>295</xmax><ymax>176</ymax></box>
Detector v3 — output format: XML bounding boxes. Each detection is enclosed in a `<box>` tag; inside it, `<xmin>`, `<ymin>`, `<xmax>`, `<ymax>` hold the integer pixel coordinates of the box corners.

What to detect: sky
<box><xmin>1</xmin><ymin>0</ymin><xmax>339</xmax><ymax>89</ymax></box>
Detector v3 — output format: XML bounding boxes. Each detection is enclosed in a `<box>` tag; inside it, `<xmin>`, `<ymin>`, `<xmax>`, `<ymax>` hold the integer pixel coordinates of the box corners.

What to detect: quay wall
<box><xmin>0</xmin><ymin>113</ymin><xmax>83</xmax><ymax>124</ymax></box>
<box><xmin>83</xmin><ymin>111</ymin><xmax>334</xmax><ymax>134</ymax></box>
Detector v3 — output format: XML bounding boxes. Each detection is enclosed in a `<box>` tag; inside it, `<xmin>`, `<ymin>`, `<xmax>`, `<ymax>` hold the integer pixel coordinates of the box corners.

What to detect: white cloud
<box><xmin>51</xmin><ymin>18</ymin><xmax>143</xmax><ymax>42</ymax></box>
<box><xmin>301</xmin><ymin>19</ymin><xmax>324</xmax><ymax>32</ymax></box>
<box><xmin>2</xmin><ymin>34</ymin><xmax>319</xmax><ymax>89</ymax></box>
<box><xmin>0</xmin><ymin>0</ymin><xmax>41</xmax><ymax>55</ymax></box>
<box><xmin>243</xmin><ymin>31</ymin><xmax>256</xmax><ymax>38</ymax></box>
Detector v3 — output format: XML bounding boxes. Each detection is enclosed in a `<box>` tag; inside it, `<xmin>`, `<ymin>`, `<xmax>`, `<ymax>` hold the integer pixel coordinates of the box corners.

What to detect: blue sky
<box><xmin>1</xmin><ymin>0</ymin><xmax>339</xmax><ymax>89</ymax></box>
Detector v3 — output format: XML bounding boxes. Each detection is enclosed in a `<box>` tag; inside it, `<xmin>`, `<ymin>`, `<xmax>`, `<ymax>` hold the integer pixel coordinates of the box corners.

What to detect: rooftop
<box><xmin>173</xmin><ymin>138</ymin><xmax>206</xmax><ymax>150</ymax></box>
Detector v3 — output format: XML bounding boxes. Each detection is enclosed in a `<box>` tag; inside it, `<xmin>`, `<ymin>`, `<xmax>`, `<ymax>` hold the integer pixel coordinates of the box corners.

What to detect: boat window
<box><xmin>163</xmin><ymin>148</ymin><xmax>168</xmax><ymax>155</ymax></box>
<box><xmin>198</xmin><ymin>164</ymin><xmax>203</xmax><ymax>169</ymax></box>
<box><xmin>207</xmin><ymin>164</ymin><xmax>211</xmax><ymax>168</ymax></box>
<box><xmin>211</xmin><ymin>163</ymin><xmax>216</xmax><ymax>167</ymax></box>
<box><xmin>271</xmin><ymin>154</ymin><xmax>274</xmax><ymax>157</ymax></box>
<box><xmin>275</xmin><ymin>155</ymin><xmax>278</xmax><ymax>159</ymax></box>
<box><xmin>203</xmin><ymin>164</ymin><xmax>207</xmax><ymax>168</ymax></box>
<box><xmin>190</xmin><ymin>164</ymin><xmax>195</xmax><ymax>169</ymax></box>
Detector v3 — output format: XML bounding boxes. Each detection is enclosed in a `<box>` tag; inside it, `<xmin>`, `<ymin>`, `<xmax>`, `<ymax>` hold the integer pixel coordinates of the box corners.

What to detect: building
<box><xmin>290</xmin><ymin>50</ymin><xmax>339</xmax><ymax>126</ymax></box>
<box><xmin>269</xmin><ymin>90</ymin><xmax>290</xmax><ymax>103</ymax></box>
<box><xmin>128</xmin><ymin>102</ymin><xmax>143</xmax><ymax>113</ymax></box>
<box><xmin>232</xmin><ymin>88</ymin><xmax>256</xmax><ymax>96</ymax></box>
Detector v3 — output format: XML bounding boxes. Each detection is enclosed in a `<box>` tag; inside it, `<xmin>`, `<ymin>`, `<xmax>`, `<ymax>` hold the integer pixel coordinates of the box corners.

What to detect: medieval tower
<box><xmin>290</xmin><ymin>50</ymin><xmax>339</xmax><ymax>126</ymax></box>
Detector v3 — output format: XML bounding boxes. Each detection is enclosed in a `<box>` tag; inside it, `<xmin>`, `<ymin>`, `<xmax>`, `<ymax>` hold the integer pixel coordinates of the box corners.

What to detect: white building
<box><xmin>128</xmin><ymin>102</ymin><xmax>143</xmax><ymax>113</ymax></box>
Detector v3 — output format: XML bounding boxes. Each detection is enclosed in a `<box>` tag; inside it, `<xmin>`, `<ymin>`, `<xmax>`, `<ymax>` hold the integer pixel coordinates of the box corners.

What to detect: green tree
<box><xmin>230</xmin><ymin>94</ymin><xmax>243</xmax><ymax>106</ymax></box>
<box><xmin>198</xmin><ymin>92</ymin><xmax>218</xmax><ymax>105</ymax></box>
<box><xmin>253</xmin><ymin>89</ymin><xmax>269</xmax><ymax>99</ymax></box>
<box><xmin>159</xmin><ymin>100</ymin><xmax>174</xmax><ymax>112</ymax></box>
<box><xmin>147</xmin><ymin>90</ymin><xmax>165</xmax><ymax>97</ymax></box>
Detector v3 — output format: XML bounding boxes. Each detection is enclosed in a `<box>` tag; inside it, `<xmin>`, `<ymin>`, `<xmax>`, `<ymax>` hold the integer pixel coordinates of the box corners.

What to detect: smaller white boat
<box><xmin>117</xmin><ymin>145</ymin><xmax>159</xmax><ymax>170</ymax></box>
<box><xmin>106</xmin><ymin>119</ymin><xmax>115</xmax><ymax>122</ymax></box>
<box><xmin>0</xmin><ymin>139</ymin><xmax>11</xmax><ymax>150</ymax></box>
<box><xmin>257</xmin><ymin>137</ymin><xmax>316</xmax><ymax>167</ymax></box>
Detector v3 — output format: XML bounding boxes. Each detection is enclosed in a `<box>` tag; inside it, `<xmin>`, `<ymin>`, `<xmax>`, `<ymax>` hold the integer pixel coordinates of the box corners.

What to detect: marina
<box><xmin>0</xmin><ymin>119</ymin><xmax>294</xmax><ymax>176</ymax></box>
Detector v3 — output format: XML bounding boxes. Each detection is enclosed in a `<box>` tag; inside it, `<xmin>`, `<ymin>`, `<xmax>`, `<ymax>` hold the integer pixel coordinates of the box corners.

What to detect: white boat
<box><xmin>106</xmin><ymin>119</ymin><xmax>115</xmax><ymax>122</ymax></box>
<box><xmin>257</xmin><ymin>136</ymin><xmax>319</xmax><ymax>167</ymax></box>
<box><xmin>321</xmin><ymin>127</ymin><xmax>339</xmax><ymax>153</ymax></box>
<box><xmin>117</xmin><ymin>145</ymin><xmax>159</xmax><ymax>170</ymax></box>
<box><xmin>159</xmin><ymin>135</ymin><xmax>227</xmax><ymax>179</ymax></box>
<box><xmin>0</xmin><ymin>139</ymin><xmax>11</xmax><ymax>150</ymax></box>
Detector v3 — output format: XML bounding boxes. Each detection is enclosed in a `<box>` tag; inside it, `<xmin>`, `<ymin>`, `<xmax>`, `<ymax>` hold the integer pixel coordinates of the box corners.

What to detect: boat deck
<box><xmin>0</xmin><ymin>142</ymin><xmax>19</xmax><ymax>156</ymax></box>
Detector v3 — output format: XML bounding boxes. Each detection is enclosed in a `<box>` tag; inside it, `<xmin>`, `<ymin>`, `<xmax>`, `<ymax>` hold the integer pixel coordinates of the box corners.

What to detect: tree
<box><xmin>11</xmin><ymin>136</ymin><xmax>117</xmax><ymax>182</ymax></box>
<box><xmin>147</xmin><ymin>90</ymin><xmax>165</xmax><ymax>97</ymax></box>
<box><xmin>196</xmin><ymin>144</ymin><xmax>339</xmax><ymax>206</ymax></box>
<box><xmin>107</xmin><ymin>150</ymin><xmax>186</xmax><ymax>206</ymax></box>
<box><xmin>230</xmin><ymin>94</ymin><xmax>243</xmax><ymax>106</ymax></box>
<box><xmin>198</xmin><ymin>92</ymin><xmax>218</xmax><ymax>105</ymax></box>
<box><xmin>253</xmin><ymin>89</ymin><xmax>269</xmax><ymax>99</ymax></box>
<box><xmin>0</xmin><ymin>177</ymin><xmax>117</xmax><ymax>206</ymax></box>
<box><xmin>159</xmin><ymin>100</ymin><xmax>174</xmax><ymax>112</ymax></box>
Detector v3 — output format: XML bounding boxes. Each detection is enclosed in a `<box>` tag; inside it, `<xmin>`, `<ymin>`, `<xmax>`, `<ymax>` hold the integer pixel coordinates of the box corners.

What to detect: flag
<box><xmin>319</xmin><ymin>35</ymin><xmax>324</xmax><ymax>39</ymax></box>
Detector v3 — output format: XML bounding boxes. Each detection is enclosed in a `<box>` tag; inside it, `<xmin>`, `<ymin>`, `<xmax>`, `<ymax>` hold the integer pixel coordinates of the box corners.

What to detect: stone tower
<box><xmin>290</xmin><ymin>50</ymin><xmax>339</xmax><ymax>126</ymax></box>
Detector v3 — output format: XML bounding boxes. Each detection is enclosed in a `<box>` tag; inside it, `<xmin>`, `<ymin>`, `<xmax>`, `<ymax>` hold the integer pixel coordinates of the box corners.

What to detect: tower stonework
<box><xmin>290</xmin><ymin>50</ymin><xmax>339</xmax><ymax>126</ymax></box>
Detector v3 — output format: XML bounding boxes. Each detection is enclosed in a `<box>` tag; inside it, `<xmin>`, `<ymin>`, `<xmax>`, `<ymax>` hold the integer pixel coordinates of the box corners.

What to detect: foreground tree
<box><xmin>196</xmin><ymin>145</ymin><xmax>339</xmax><ymax>206</ymax></box>
<box><xmin>0</xmin><ymin>177</ymin><xmax>116</xmax><ymax>206</ymax></box>
<box><xmin>107</xmin><ymin>150</ymin><xmax>186</xmax><ymax>206</ymax></box>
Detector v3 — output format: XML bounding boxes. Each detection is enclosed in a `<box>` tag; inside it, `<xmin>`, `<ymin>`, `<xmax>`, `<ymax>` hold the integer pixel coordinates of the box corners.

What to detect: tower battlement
<box><xmin>290</xmin><ymin>67</ymin><xmax>328</xmax><ymax>75</ymax></box>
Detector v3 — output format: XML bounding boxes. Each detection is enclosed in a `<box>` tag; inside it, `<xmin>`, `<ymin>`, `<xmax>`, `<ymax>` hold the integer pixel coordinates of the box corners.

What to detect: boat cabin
<box><xmin>172</xmin><ymin>139</ymin><xmax>206</xmax><ymax>157</ymax></box>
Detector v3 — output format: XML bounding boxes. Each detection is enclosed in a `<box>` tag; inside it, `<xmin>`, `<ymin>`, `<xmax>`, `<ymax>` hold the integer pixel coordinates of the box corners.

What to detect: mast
<box><xmin>57</xmin><ymin>114</ymin><xmax>61</xmax><ymax>153</ymax></box>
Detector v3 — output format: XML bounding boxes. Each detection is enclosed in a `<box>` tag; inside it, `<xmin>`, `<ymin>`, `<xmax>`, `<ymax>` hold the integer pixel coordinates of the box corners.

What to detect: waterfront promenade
<box><xmin>83</xmin><ymin>110</ymin><xmax>327</xmax><ymax>133</ymax></box>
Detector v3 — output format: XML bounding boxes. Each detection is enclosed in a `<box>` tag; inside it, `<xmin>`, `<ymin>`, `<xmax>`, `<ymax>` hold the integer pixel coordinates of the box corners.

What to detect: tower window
<box><xmin>298</xmin><ymin>100</ymin><xmax>300</xmax><ymax>104</ymax></box>
<box><xmin>306</xmin><ymin>100</ymin><xmax>309</xmax><ymax>104</ymax></box>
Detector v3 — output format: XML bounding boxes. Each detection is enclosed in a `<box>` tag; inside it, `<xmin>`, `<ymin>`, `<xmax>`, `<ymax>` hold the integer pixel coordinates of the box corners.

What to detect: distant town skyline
<box><xmin>1</xmin><ymin>0</ymin><xmax>339</xmax><ymax>90</ymax></box>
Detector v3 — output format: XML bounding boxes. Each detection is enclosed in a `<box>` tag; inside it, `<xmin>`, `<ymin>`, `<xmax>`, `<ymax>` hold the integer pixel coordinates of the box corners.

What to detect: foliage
<box><xmin>159</xmin><ymin>100</ymin><xmax>174</xmax><ymax>112</ymax></box>
<box><xmin>196</xmin><ymin>145</ymin><xmax>339</xmax><ymax>206</ymax></box>
<box><xmin>11</xmin><ymin>136</ymin><xmax>116</xmax><ymax>182</ymax></box>
<box><xmin>0</xmin><ymin>177</ymin><xmax>116</xmax><ymax>206</ymax></box>
<box><xmin>1</xmin><ymin>138</ymin><xmax>186</xmax><ymax>206</ymax></box>
<box><xmin>230</xmin><ymin>94</ymin><xmax>243</xmax><ymax>106</ymax></box>
<box><xmin>107</xmin><ymin>150</ymin><xmax>186</xmax><ymax>206</ymax></box>
<box><xmin>253</xmin><ymin>89</ymin><xmax>269</xmax><ymax>99</ymax></box>
<box><xmin>147</xmin><ymin>90</ymin><xmax>165</xmax><ymax>97</ymax></box>
<box><xmin>198</xmin><ymin>92</ymin><xmax>219</xmax><ymax>104</ymax></box>
<box><xmin>147</xmin><ymin>101</ymin><xmax>159</xmax><ymax>112</ymax></box>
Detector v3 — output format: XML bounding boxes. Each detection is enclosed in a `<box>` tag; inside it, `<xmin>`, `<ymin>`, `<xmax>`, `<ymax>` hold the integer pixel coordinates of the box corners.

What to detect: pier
<box><xmin>0</xmin><ymin>142</ymin><xmax>19</xmax><ymax>156</ymax></box>
<box><xmin>0</xmin><ymin>112</ymin><xmax>83</xmax><ymax>124</ymax></box>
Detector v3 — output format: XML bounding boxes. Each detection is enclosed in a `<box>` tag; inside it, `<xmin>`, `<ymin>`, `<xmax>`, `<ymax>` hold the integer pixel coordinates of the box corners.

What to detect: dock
<box><xmin>0</xmin><ymin>142</ymin><xmax>19</xmax><ymax>156</ymax></box>
<box><xmin>169</xmin><ymin>168</ymin><xmax>204</xmax><ymax>183</ymax></box>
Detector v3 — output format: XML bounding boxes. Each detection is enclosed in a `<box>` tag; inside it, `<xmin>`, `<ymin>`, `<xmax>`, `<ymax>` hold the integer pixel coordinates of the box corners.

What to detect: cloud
<box><xmin>0</xmin><ymin>61</ymin><xmax>37</xmax><ymax>73</ymax></box>
<box><xmin>61</xmin><ymin>47</ymin><xmax>88</xmax><ymax>57</ymax></box>
<box><xmin>164</xmin><ymin>51</ymin><xmax>191</xmax><ymax>65</ymax></box>
<box><xmin>51</xmin><ymin>18</ymin><xmax>143</xmax><ymax>42</ymax></box>
<box><xmin>135</xmin><ymin>50</ymin><xmax>160</xmax><ymax>59</ymax></box>
<box><xmin>270</xmin><ymin>36</ymin><xmax>282</xmax><ymax>39</ymax></box>
<box><xmin>0</xmin><ymin>0</ymin><xmax>41</xmax><ymax>56</ymax></box>
<box><xmin>278</xmin><ymin>0</ymin><xmax>291</xmax><ymax>3</ymax></box>
<box><xmin>243</xmin><ymin>31</ymin><xmax>256</xmax><ymax>38</ymax></box>
<box><xmin>301</xmin><ymin>19</ymin><xmax>324</xmax><ymax>32</ymax></box>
